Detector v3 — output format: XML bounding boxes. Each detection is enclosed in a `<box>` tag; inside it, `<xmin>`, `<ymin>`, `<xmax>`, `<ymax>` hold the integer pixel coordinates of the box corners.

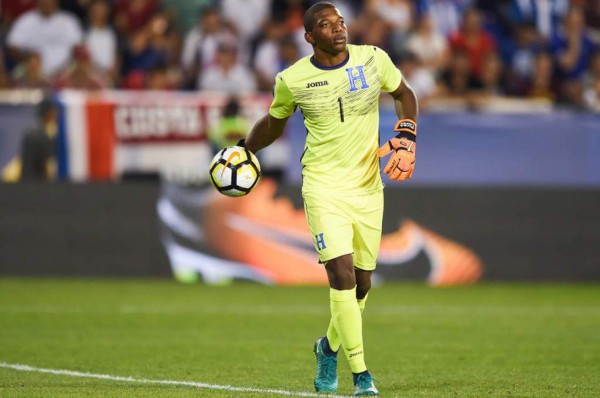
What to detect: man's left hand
<box><xmin>377</xmin><ymin>119</ymin><xmax>417</xmax><ymax>181</ymax></box>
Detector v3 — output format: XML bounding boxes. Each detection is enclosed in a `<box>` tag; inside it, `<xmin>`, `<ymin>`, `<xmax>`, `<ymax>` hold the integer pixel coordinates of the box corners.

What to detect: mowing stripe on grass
<box><xmin>0</xmin><ymin>362</ymin><xmax>350</xmax><ymax>398</ymax></box>
<box><xmin>0</xmin><ymin>304</ymin><xmax>598</xmax><ymax>316</ymax></box>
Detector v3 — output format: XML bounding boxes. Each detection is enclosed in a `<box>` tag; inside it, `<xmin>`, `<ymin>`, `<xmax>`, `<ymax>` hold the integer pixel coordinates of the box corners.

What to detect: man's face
<box><xmin>89</xmin><ymin>1</ymin><xmax>109</xmax><ymax>26</ymax></box>
<box><xmin>202</xmin><ymin>11</ymin><xmax>220</xmax><ymax>33</ymax></box>
<box><xmin>216</xmin><ymin>47</ymin><xmax>236</xmax><ymax>68</ymax></box>
<box><xmin>305</xmin><ymin>7</ymin><xmax>348</xmax><ymax>55</ymax></box>
<box><xmin>38</xmin><ymin>0</ymin><xmax>58</xmax><ymax>16</ymax></box>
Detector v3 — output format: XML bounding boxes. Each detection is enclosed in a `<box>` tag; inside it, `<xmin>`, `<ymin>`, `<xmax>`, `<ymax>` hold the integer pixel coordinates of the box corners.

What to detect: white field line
<box><xmin>0</xmin><ymin>362</ymin><xmax>351</xmax><ymax>398</ymax></box>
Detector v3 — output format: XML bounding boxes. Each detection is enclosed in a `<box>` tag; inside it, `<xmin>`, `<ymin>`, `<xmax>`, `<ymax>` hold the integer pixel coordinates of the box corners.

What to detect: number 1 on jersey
<box><xmin>338</xmin><ymin>97</ymin><xmax>345</xmax><ymax>122</ymax></box>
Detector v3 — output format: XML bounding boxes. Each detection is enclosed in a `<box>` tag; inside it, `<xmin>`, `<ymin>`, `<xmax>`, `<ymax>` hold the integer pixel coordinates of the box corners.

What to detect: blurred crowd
<box><xmin>1</xmin><ymin>0</ymin><xmax>600</xmax><ymax>111</ymax></box>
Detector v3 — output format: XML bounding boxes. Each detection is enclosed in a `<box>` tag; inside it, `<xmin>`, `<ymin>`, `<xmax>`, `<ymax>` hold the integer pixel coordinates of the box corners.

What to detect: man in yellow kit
<box><xmin>242</xmin><ymin>2</ymin><xmax>418</xmax><ymax>395</ymax></box>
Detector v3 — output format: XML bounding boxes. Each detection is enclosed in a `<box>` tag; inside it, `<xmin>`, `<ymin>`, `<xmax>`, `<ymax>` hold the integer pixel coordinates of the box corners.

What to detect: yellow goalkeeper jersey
<box><xmin>269</xmin><ymin>44</ymin><xmax>402</xmax><ymax>194</ymax></box>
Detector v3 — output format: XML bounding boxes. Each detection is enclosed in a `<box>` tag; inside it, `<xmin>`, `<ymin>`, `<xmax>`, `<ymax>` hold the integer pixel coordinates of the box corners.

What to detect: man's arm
<box><xmin>244</xmin><ymin>114</ymin><xmax>289</xmax><ymax>153</ymax></box>
<box><xmin>389</xmin><ymin>79</ymin><xmax>419</xmax><ymax>121</ymax></box>
<box><xmin>377</xmin><ymin>79</ymin><xmax>419</xmax><ymax>181</ymax></box>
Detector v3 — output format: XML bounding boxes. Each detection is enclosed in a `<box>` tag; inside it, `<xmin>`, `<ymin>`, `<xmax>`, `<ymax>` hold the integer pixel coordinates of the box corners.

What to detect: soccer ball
<box><xmin>209</xmin><ymin>146</ymin><xmax>261</xmax><ymax>197</ymax></box>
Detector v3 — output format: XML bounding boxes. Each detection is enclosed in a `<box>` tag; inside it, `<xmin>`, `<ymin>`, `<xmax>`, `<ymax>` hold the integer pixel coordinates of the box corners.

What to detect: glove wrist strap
<box><xmin>394</xmin><ymin>119</ymin><xmax>417</xmax><ymax>142</ymax></box>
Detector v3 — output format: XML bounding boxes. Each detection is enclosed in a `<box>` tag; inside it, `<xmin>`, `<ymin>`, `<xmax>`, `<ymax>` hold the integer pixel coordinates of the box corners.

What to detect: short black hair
<box><xmin>303</xmin><ymin>1</ymin><xmax>336</xmax><ymax>32</ymax></box>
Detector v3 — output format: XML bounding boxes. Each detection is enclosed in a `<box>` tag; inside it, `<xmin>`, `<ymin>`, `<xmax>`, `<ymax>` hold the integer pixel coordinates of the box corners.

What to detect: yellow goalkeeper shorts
<box><xmin>302</xmin><ymin>189</ymin><xmax>383</xmax><ymax>271</ymax></box>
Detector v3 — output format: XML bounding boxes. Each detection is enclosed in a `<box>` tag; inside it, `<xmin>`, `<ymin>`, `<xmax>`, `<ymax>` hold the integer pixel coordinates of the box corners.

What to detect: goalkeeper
<box><xmin>242</xmin><ymin>2</ymin><xmax>418</xmax><ymax>396</ymax></box>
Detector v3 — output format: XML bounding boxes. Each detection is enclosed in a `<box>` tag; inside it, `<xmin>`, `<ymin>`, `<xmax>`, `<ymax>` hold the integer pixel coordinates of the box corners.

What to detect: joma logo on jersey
<box><xmin>306</xmin><ymin>81</ymin><xmax>329</xmax><ymax>88</ymax></box>
<box><xmin>346</xmin><ymin>66</ymin><xmax>369</xmax><ymax>92</ymax></box>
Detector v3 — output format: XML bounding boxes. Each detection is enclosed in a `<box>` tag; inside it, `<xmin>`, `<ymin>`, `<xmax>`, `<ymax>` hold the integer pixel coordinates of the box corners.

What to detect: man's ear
<box><xmin>304</xmin><ymin>31</ymin><xmax>314</xmax><ymax>45</ymax></box>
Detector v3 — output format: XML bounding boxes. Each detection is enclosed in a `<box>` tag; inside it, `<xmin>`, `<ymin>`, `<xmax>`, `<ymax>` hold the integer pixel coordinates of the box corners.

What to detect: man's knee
<box><xmin>325</xmin><ymin>255</ymin><xmax>355</xmax><ymax>290</ymax></box>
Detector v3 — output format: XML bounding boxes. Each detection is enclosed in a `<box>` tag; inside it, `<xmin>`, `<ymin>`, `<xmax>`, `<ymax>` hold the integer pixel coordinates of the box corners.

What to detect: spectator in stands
<box><xmin>510</xmin><ymin>0</ymin><xmax>569</xmax><ymax>40</ymax></box>
<box><xmin>583</xmin><ymin>51</ymin><xmax>600</xmax><ymax>87</ymax></box>
<box><xmin>53</xmin><ymin>44</ymin><xmax>111</xmax><ymax>90</ymax></box>
<box><xmin>449</xmin><ymin>7</ymin><xmax>497</xmax><ymax>79</ymax></box>
<box><xmin>581</xmin><ymin>51</ymin><xmax>600</xmax><ymax>111</ymax></box>
<box><xmin>60</xmin><ymin>0</ymin><xmax>89</xmax><ymax>25</ymax></box>
<box><xmin>161</xmin><ymin>0</ymin><xmax>214</xmax><ymax>35</ymax></box>
<box><xmin>2</xmin><ymin>0</ymin><xmax>600</xmax><ymax>113</ymax></box>
<box><xmin>10</xmin><ymin>51</ymin><xmax>50</xmax><ymax>89</ymax></box>
<box><xmin>146</xmin><ymin>12</ymin><xmax>182</xmax><ymax>78</ymax></box>
<box><xmin>551</xmin><ymin>6</ymin><xmax>597</xmax><ymax>81</ymax></box>
<box><xmin>525</xmin><ymin>51</ymin><xmax>557</xmax><ymax>102</ymax></box>
<box><xmin>506</xmin><ymin>23</ymin><xmax>547</xmax><ymax>92</ymax></box>
<box><xmin>367</xmin><ymin>0</ymin><xmax>415</xmax><ymax>58</ymax></box>
<box><xmin>20</xmin><ymin>98</ymin><xmax>59</xmax><ymax>181</ymax></box>
<box><xmin>583</xmin><ymin>74</ymin><xmax>600</xmax><ymax>112</ymax></box>
<box><xmin>199</xmin><ymin>41</ymin><xmax>256</xmax><ymax>94</ymax></box>
<box><xmin>220</xmin><ymin>0</ymin><xmax>271</xmax><ymax>51</ymax></box>
<box><xmin>7</xmin><ymin>0</ymin><xmax>83</xmax><ymax>77</ymax></box>
<box><xmin>438</xmin><ymin>49</ymin><xmax>480</xmax><ymax>98</ymax></box>
<box><xmin>181</xmin><ymin>6</ymin><xmax>237</xmax><ymax>89</ymax></box>
<box><xmin>0</xmin><ymin>52</ymin><xmax>8</xmax><ymax>88</ymax></box>
<box><xmin>121</xmin><ymin>26</ymin><xmax>168</xmax><ymax>88</ymax></box>
<box><xmin>396</xmin><ymin>52</ymin><xmax>439</xmax><ymax>109</ymax></box>
<box><xmin>146</xmin><ymin>63</ymin><xmax>174</xmax><ymax>90</ymax></box>
<box><xmin>473</xmin><ymin>0</ymin><xmax>515</xmax><ymax>64</ymax></box>
<box><xmin>278</xmin><ymin>35</ymin><xmax>301</xmax><ymax>72</ymax></box>
<box><xmin>85</xmin><ymin>0</ymin><xmax>118</xmax><ymax>82</ymax></box>
<box><xmin>551</xmin><ymin>6</ymin><xmax>597</xmax><ymax>106</ymax></box>
<box><xmin>271</xmin><ymin>0</ymin><xmax>309</xmax><ymax>32</ymax></box>
<box><xmin>122</xmin><ymin>29</ymin><xmax>159</xmax><ymax>71</ymax></box>
<box><xmin>417</xmin><ymin>0</ymin><xmax>466</xmax><ymax>37</ymax></box>
<box><xmin>473</xmin><ymin>0</ymin><xmax>513</xmax><ymax>33</ymax></box>
<box><xmin>351</xmin><ymin>9</ymin><xmax>390</xmax><ymax>54</ymax></box>
<box><xmin>114</xmin><ymin>0</ymin><xmax>159</xmax><ymax>36</ymax></box>
<box><xmin>254</xmin><ymin>31</ymin><xmax>302</xmax><ymax>93</ymax></box>
<box><xmin>583</xmin><ymin>0</ymin><xmax>600</xmax><ymax>45</ymax></box>
<box><xmin>405</xmin><ymin>12</ymin><xmax>450</xmax><ymax>76</ymax></box>
<box><xmin>271</xmin><ymin>0</ymin><xmax>314</xmax><ymax>57</ymax></box>
<box><xmin>252</xmin><ymin>33</ymin><xmax>300</xmax><ymax>93</ymax></box>
<box><xmin>473</xmin><ymin>52</ymin><xmax>507</xmax><ymax>97</ymax></box>
<box><xmin>253</xmin><ymin>21</ymin><xmax>287</xmax><ymax>91</ymax></box>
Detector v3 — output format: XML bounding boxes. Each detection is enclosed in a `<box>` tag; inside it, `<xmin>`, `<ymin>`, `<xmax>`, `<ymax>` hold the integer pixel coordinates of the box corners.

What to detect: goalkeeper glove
<box><xmin>377</xmin><ymin>119</ymin><xmax>417</xmax><ymax>181</ymax></box>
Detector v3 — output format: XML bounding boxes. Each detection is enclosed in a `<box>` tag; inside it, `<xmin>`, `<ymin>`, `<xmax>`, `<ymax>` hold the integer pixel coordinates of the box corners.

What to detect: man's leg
<box><xmin>328</xmin><ymin>188</ymin><xmax>382</xmax><ymax>358</ymax></box>
<box><xmin>302</xmin><ymin>191</ymin><xmax>378</xmax><ymax>394</ymax></box>
<box><xmin>331</xmin><ymin>189</ymin><xmax>382</xmax><ymax>395</ymax></box>
<box><xmin>326</xmin><ymin>268</ymin><xmax>372</xmax><ymax>352</ymax></box>
<box><xmin>325</xmin><ymin>255</ymin><xmax>367</xmax><ymax>374</ymax></box>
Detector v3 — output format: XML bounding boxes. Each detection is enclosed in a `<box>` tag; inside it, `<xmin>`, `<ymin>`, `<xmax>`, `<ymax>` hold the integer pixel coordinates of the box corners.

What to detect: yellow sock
<box><xmin>326</xmin><ymin>293</ymin><xmax>368</xmax><ymax>352</ymax></box>
<box><xmin>358</xmin><ymin>293</ymin><xmax>369</xmax><ymax>313</ymax></box>
<box><xmin>329</xmin><ymin>287</ymin><xmax>366</xmax><ymax>373</ymax></box>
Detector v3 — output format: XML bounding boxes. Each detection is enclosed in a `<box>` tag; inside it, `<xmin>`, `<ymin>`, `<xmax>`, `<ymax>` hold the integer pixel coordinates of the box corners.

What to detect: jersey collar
<box><xmin>310</xmin><ymin>51</ymin><xmax>350</xmax><ymax>70</ymax></box>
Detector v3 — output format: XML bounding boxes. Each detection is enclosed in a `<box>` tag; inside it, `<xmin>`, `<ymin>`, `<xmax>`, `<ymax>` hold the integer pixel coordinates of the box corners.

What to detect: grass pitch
<box><xmin>0</xmin><ymin>279</ymin><xmax>598</xmax><ymax>397</ymax></box>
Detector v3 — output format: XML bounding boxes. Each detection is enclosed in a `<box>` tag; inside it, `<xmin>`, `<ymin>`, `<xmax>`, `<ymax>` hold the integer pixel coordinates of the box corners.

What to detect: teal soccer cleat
<box><xmin>353</xmin><ymin>370</ymin><xmax>379</xmax><ymax>396</ymax></box>
<box><xmin>313</xmin><ymin>336</ymin><xmax>338</xmax><ymax>392</ymax></box>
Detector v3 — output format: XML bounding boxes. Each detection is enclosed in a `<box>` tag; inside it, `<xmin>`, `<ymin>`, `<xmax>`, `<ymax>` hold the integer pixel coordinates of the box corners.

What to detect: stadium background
<box><xmin>0</xmin><ymin>1</ymin><xmax>599</xmax><ymax>397</ymax></box>
<box><xmin>0</xmin><ymin>0</ymin><xmax>598</xmax><ymax>283</ymax></box>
